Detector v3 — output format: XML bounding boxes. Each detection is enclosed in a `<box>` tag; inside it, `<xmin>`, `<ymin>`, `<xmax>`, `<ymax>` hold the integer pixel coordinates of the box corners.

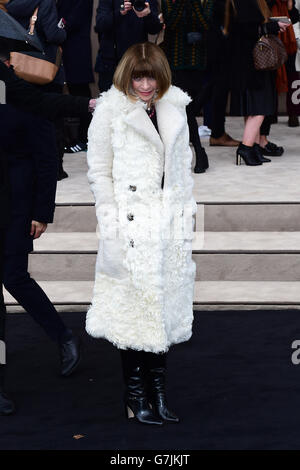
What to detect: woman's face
<box><xmin>131</xmin><ymin>76</ymin><xmax>158</xmax><ymax>103</ymax></box>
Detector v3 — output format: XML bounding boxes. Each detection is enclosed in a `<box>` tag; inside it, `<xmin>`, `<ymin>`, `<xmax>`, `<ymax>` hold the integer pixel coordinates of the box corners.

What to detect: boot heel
<box><xmin>125</xmin><ymin>404</ymin><xmax>134</xmax><ymax>419</ymax></box>
<box><xmin>236</xmin><ymin>152</ymin><xmax>242</xmax><ymax>166</ymax></box>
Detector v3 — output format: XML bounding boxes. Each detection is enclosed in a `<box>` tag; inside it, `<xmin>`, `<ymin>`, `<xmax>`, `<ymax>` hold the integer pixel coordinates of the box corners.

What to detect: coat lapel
<box><xmin>156</xmin><ymin>99</ymin><xmax>186</xmax><ymax>188</ymax></box>
<box><xmin>125</xmin><ymin>106</ymin><xmax>164</xmax><ymax>156</ymax></box>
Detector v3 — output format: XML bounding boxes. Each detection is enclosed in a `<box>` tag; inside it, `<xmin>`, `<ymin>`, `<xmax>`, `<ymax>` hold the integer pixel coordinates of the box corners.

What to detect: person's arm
<box><xmin>87</xmin><ymin>97</ymin><xmax>119</xmax><ymax>239</ymax></box>
<box><xmin>38</xmin><ymin>0</ymin><xmax>66</xmax><ymax>45</ymax></box>
<box><xmin>31</xmin><ymin>118</ymin><xmax>58</xmax><ymax>224</ymax></box>
<box><xmin>61</xmin><ymin>0</ymin><xmax>93</xmax><ymax>34</ymax></box>
<box><xmin>6</xmin><ymin>0</ymin><xmax>40</xmax><ymax>15</ymax></box>
<box><xmin>95</xmin><ymin>0</ymin><xmax>123</xmax><ymax>33</ymax></box>
<box><xmin>288</xmin><ymin>0</ymin><xmax>300</xmax><ymax>24</ymax></box>
<box><xmin>232</xmin><ymin>0</ymin><xmax>280</xmax><ymax>39</ymax></box>
<box><xmin>2</xmin><ymin>63</ymin><xmax>91</xmax><ymax>120</ymax></box>
<box><xmin>143</xmin><ymin>0</ymin><xmax>163</xmax><ymax>34</ymax></box>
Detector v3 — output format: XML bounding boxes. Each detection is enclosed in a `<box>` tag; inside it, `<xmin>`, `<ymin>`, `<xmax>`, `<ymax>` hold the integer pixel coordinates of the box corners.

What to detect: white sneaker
<box><xmin>198</xmin><ymin>125</ymin><xmax>212</xmax><ymax>137</ymax></box>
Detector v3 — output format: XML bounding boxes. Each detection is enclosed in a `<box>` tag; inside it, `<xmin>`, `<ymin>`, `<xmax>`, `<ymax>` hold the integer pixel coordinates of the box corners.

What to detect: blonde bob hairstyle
<box><xmin>113</xmin><ymin>42</ymin><xmax>172</xmax><ymax>101</ymax></box>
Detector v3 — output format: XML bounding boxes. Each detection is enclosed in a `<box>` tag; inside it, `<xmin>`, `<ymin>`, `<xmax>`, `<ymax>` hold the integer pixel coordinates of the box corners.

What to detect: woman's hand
<box><xmin>89</xmin><ymin>99</ymin><xmax>97</xmax><ymax>113</ymax></box>
<box><xmin>278</xmin><ymin>20</ymin><xmax>291</xmax><ymax>32</ymax></box>
<box><xmin>120</xmin><ymin>1</ymin><xmax>132</xmax><ymax>15</ymax></box>
<box><xmin>30</xmin><ymin>220</ymin><xmax>47</xmax><ymax>239</ymax></box>
<box><xmin>133</xmin><ymin>2</ymin><xmax>151</xmax><ymax>18</ymax></box>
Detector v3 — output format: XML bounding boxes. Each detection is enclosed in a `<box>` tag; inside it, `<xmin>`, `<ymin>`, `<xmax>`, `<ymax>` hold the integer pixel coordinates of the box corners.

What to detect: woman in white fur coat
<box><xmin>86</xmin><ymin>42</ymin><xmax>196</xmax><ymax>425</ymax></box>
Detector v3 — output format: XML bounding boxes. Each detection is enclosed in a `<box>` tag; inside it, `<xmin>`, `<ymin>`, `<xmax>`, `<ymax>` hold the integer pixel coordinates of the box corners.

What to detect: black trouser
<box><xmin>260</xmin><ymin>115</ymin><xmax>273</xmax><ymax>136</ymax></box>
<box><xmin>173</xmin><ymin>70</ymin><xmax>209</xmax><ymax>170</ymax></box>
<box><xmin>98</xmin><ymin>69</ymin><xmax>115</xmax><ymax>93</ymax></box>
<box><xmin>2</xmin><ymin>252</ymin><xmax>71</xmax><ymax>343</ymax></box>
<box><xmin>67</xmin><ymin>83</ymin><xmax>92</xmax><ymax>143</ymax></box>
<box><xmin>210</xmin><ymin>73</ymin><xmax>229</xmax><ymax>139</ymax></box>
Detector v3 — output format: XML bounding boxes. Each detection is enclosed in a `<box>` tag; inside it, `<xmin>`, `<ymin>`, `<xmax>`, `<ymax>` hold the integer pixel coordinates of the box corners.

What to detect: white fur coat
<box><xmin>86</xmin><ymin>85</ymin><xmax>196</xmax><ymax>353</ymax></box>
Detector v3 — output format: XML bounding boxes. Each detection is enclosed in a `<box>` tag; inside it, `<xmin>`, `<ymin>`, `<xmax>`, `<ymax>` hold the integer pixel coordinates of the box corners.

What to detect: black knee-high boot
<box><xmin>143</xmin><ymin>352</ymin><xmax>179</xmax><ymax>423</ymax></box>
<box><xmin>120</xmin><ymin>349</ymin><xmax>163</xmax><ymax>425</ymax></box>
<box><xmin>187</xmin><ymin>104</ymin><xmax>209</xmax><ymax>174</ymax></box>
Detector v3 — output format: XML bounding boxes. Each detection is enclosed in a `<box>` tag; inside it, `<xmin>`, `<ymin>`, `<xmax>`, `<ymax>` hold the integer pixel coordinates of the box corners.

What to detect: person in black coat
<box><xmin>6</xmin><ymin>0</ymin><xmax>66</xmax><ymax>85</ymax></box>
<box><xmin>207</xmin><ymin>0</ymin><xmax>240</xmax><ymax>147</ymax></box>
<box><xmin>226</xmin><ymin>0</ymin><xmax>290</xmax><ymax>166</ymax></box>
<box><xmin>56</xmin><ymin>0</ymin><xmax>94</xmax><ymax>150</ymax></box>
<box><xmin>7</xmin><ymin>0</ymin><xmax>68</xmax><ymax>179</ymax></box>
<box><xmin>0</xmin><ymin>47</ymin><xmax>94</xmax><ymax>414</ymax></box>
<box><xmin>95</xmin><ymin>0</ymin><xmax>162</xmax><ymax>92</ymax></box>
<box><xmin>0</xmin><ymin>132</ymin><xmax>14</xmax><ymax>415</ymax></box>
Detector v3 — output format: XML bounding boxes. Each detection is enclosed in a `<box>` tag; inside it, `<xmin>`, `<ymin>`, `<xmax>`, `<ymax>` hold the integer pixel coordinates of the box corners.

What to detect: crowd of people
<box><xmin>0</xmin><ymin>0</ymin><xmax>300</xmax><ymax>426</ymax></box>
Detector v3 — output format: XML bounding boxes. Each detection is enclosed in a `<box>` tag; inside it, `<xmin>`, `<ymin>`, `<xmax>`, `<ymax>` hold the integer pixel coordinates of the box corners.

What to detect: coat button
<box><xmin>129</xmin><ymin>239</ymin><xmax>134</xmax><ymax>247</ymax></box>
<box><xmin>129</xmin><ymin>185</ymin><xmax>137</xmax><ymax>192</ymax></box>
<box><xmin>127</xmin><ymin>213</ymin><xmax>134</xmax><ymax>221</ymax></box>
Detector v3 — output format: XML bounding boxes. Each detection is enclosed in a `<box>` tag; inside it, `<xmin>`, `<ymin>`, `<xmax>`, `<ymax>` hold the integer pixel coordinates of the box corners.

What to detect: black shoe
<box><xmin>194</xmin><ymin>147</ymin><xmax>209</xmax><ymax>174</ymax></box>
<box><xmin>236</xmin><ymin>143</ymin><xmax>262</xmax><ymax>166</ymax></box>
<box><xmin>147</xmin><ymin>367</ymin><xmax>179</xmax><ymax>423</ymax></box>
<box><xmin>253</xmin><ymin>143</ymin><xmax>271</xmax><ymax>163</ymax></box>
<box><xmin>288</xmin><ymin>116</ymin><xmax>299</xmax><ymax>127</ymax></box>
<box><xmin>260</xmin><ymin>142</ymin><xmax>284</xmax><ymax>157</ymax></box>
<box><xmin>57</xmin><ymin>170</ymin><xmax>69</xmax><ymax>181</ymax></box>
<box><xmin>59</xmin><ymin>336</ymin><xmax>81</xmax><ymax>377</ymax></box>
<box><xmin>120</xmin><ymin>351</ymin><xmax>163</xmax><ymax>425</ymax></box>
<box><xmin>0</xmin><ymin>389</ymin><xmax>15</xmax><ymax>416</ymax></box>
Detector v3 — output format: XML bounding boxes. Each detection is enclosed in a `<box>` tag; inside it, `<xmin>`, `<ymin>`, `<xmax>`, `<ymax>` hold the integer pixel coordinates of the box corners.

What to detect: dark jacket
<box><xmin>228</xmin><ymin>0</ymin><xmax>280</xmax><ymax>92</ymax></box>
<box><xmin>0</xmin><ymin>104</ymin><xmax>58</xmax><ymax>254</ymax></box>
<box><xmin>56</xmin><ymin>0</ymin><xmax>94</xmax><ymax>84</ymax></box>
<box><xmin>95</xmin><ymin>0</ymin><xmax>162</xmax><ymax>73</ymax></box>
<box><xmin>162</xmin><ymin>0</ymin><xmax>215</xmax><ymax>71</ymax></box>
<box><xmin>0</xmin><ymin>148</ymin><xmax>10</xmax><ymax>230</ymax></box>
<box><xmin>6</xmin><ymin>0</ymin><xmax>66</xmax><ymax>84</ymax></box>
<box><xmin>0</xmin><ymin>61</ymin><xmax>90</xmax><ymax>120</ymax></box>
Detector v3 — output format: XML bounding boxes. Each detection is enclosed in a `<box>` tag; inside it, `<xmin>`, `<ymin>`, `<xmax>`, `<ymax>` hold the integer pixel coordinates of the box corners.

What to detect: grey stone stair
<box><xmin>5</xmin><ymin>281</ymin><xmax>300</xmax><ymax>312</ymax></box>
<box><xmin>51</xmin><ymin>202</ymin><xmax>300</xmax><ymax>233</ymax></box>
<box><xmin>28</xmin><ymin>231</ymin><xmax>300</xmax><ymax>282</ymax></box>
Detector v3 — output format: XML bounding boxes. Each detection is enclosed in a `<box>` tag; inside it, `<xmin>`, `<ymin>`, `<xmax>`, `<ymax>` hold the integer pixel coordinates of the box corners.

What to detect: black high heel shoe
<box><xmin>120</xmin><ymin>351</ymin><xmax>163</xmax><ymax>425</ymax></box>
<box><xmin>253</xmin><ymin>143</ymin><xmax>271</xmax><ymax>163</ymax></box>
<box><xmin>236</xmin><ymin>143</ymin><xmax>262</xmax><ymax>166</ymax></box>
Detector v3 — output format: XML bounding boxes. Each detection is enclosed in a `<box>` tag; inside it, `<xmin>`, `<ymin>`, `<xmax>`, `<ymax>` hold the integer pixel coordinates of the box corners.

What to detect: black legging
<box><xmin>0</xmin><ymin>234</ymin><xmax>6</xmax><ymax>388</ymax></box>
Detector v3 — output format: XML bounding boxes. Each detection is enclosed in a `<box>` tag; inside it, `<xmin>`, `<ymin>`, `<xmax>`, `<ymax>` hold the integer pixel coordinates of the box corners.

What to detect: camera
<box><xmin>132</xmin><ymin>0</ymin><xmax>146</xmax><ymax>12</ymax></box>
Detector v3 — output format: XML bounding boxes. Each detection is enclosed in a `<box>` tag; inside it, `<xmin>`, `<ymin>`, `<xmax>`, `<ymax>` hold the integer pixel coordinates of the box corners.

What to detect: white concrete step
<box><xmin>51</xmin><ymin>203</ymin><xmax>300</xmax><ymax>233</ymax></box>
<box><xmin>33</xmin><ymin>231</ymin><xmax>300</xmax><ymax>253</ymax></box>
<box><xmin>5</xmin><ymin>281</ymin><xmax>300</xmax><ymax>311</ymax></box>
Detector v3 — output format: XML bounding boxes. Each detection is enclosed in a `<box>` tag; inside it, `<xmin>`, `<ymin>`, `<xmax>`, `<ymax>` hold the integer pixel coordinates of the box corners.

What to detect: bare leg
<box><xmin>242</xmin><ymin>115</ymin><xmax>265</xmax><ymax>146</ymax></box>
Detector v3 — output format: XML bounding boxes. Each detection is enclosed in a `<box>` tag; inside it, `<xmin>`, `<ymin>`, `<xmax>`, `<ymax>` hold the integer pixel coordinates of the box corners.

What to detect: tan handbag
<box><xmin>0</xmin><ymin>0</ymin><xmax>9</xmax><ymax>12</ymax></box>
<box><xmin>10</xmin><ymin>7</ymin><xmax>62</xmax><ymax>85</ymax></box>
<box><xmin>253</xmin><ymin>27</ymin><xmax>287</xmax><ymax>71</ymax></box>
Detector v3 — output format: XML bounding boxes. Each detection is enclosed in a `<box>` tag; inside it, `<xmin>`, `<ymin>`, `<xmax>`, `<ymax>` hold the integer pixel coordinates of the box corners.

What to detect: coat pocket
<box><xmin>96</xmin><ymin>238</ymin><xmax>128</xmax><ymax>279</ymax></box>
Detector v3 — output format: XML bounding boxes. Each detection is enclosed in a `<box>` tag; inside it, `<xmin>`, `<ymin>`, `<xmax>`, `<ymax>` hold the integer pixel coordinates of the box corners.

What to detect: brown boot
<box><xmin>210</xmin><ymin>133</ymin><xmax>240</xmax><ymax>147</ymax></box>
